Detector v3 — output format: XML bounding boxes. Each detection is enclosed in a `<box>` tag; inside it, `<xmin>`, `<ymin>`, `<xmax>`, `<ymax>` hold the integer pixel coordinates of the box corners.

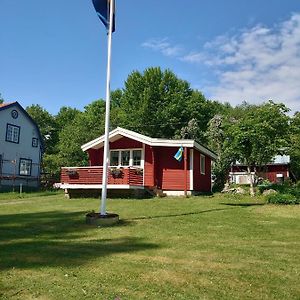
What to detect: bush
<box><xmin>258</xmin><ymin>182</ymin><xmax>300</xmax><ymax>195</ymax></box>
<box><xmin>266</xmin><ymin>193</ymin><xmax>299</xmax><ymax>205</ymax></box>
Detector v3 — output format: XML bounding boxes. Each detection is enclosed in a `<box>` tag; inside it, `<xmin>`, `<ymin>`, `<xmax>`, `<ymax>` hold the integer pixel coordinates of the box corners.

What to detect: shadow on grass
<box><xmin>220</xmin><ymin>203</ymin><xmax>265</xmax><ymax>207</ymax></box>
<box><xmin>128</xmin><ymin>207</ymin><xmax>235</xmax><ymax>221</ymax></box>
<box><xmin>0</xmin><ymin>211</ymin><xmax>159</xmax><ymax>270</ymax></box>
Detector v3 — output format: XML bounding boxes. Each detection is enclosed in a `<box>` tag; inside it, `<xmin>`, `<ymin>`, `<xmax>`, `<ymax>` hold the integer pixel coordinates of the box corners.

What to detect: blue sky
<box><xmin>1</xmin><ymin>0</ymin><xmax>300</xmax><ymax>114</ymax></box>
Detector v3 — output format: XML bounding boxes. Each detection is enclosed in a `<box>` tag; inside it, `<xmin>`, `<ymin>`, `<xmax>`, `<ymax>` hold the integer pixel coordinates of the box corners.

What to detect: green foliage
<box><xmin>258</xmin><ymin>182</ymin><xmax>288</xmax><ymax>194</ymax></box>
<box><xmin>26</xmin><ymin>104</ymin><xmax>58</xmax><ymax>154</ymax></box>
<box><xmin>206</xmin><ymin>101</ymin><xmax>291</xmax><ymax>194</ymax></box>
<box><xmin>117</xmin><ymin>67</ymin><xmax>193</xmax><ymax>138</ymax></box>
<box><xmin>206</xmin><ymin>115</ymin><xmax>233</xmax><ymax>191</ymax></box>
<box><xmin>55</xmin><ymin>106</ymin><xmax>81</xmax><ymax>131</ymax></box>
<box><xmin>266</xmin><ymin>193</ymin><xmax>299</xmax><ymax>205</ymax></box>
<box><xmin>259</xmin><ymin>182</ymin><xmax>300</xmax><ymax>202</ymax></box>
<box><xmin>57</xmin><ymin>100</ymin><xmax>106</xmax><ymax>167</ymax></box>
<box><xmin>0</xmin><ymin>93</ymin><xmax>4</xmax><ymax>104</ymax></box>
<box><xmin>227</xmin><ymin>101</ymin><xmax>290</xmax><ymax>167</ymax></box>
<box><xmin>289</xmin><ymin>112</ymin><xmax>300</xmax><ymax>180</ymax></box>
<box><xmin>226</xmin><ymin>101</ymin><xmax>290</xmax><ymax>195</ymax></box>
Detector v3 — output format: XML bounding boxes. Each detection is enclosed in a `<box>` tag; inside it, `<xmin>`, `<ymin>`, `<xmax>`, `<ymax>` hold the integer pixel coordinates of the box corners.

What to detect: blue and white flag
<box><xmin>174</xmin><ymin>146</ymin><xmax>184</xmax><ymax>162</ymax></box>
<box><xmin>92</xmin><ymin>0</ymin><xmax>115</xmax><ymax>32</ymax></box>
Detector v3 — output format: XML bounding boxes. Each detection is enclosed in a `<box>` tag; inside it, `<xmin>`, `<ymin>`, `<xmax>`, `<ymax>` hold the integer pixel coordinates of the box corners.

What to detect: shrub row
<box><xmin>266</xmin><ymin>193</ymin><xmax>299</xmax><ymax>205</ymax></box>
<box><xmin>259</xmin><ymin>182</ymin><xmax>300</xmax><ymax>205</ymax></box>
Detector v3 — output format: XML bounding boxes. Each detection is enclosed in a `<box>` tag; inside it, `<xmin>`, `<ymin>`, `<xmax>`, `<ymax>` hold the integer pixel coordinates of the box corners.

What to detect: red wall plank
<box><xmin>193</xmin><ymin>150</ymin><xmax>211</xmax><ymax>192</ymax></box>
<box><xmin>110</xmin><ymin>137</ymin><xmax>142</xmax><ymax>149</ymax></box>
<box><xmin>144</xmin><ymin>145</ymin><xmax>154</xmax><ymax>187</ymax></box>
<box><xmin>154</xmin><ymin>147</ymin><xmax>190</xmax><ymax>191</ymax></box>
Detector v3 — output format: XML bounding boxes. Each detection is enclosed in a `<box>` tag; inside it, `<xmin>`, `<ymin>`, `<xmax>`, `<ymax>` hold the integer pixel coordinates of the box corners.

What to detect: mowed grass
<box><xmin>0</xmin><ymin>192</ymin><xmax>299</xmax><ymax>300</ymax></box>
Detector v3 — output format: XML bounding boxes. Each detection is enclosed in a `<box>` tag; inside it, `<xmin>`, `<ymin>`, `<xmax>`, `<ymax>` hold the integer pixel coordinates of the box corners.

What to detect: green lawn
<box><xmin>0</xmin><ymin>192</ymin><xmax>299</xmax><ymax>300</ymax></box>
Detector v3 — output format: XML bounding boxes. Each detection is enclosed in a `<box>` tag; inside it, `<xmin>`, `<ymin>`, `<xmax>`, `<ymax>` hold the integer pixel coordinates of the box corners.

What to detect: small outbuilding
<box><xmin>230</xmin><ymin>155</ymin><xmax>291</xmax><ymax>184</ymax></box>
<box><xmin>60</xmin><ymin>127</ymin><xmax>216</xmax><ymax>197</ymax></box>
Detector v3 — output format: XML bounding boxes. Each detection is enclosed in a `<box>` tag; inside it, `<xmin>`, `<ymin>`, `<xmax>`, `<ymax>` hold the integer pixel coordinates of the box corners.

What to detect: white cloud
<box><xmin>142</xmin><ymin>38</ymin><xmax>182</xmax><ymax>57</ymax></box>
<box><xmin>142</xmin><ymin>14</ymin><xmax>300</xmax><ymax>112</ymax></box>
<box><xmin>190</xmin><ymin>13</ymin><xmax>300</xmax><ymax>112</ymax></box>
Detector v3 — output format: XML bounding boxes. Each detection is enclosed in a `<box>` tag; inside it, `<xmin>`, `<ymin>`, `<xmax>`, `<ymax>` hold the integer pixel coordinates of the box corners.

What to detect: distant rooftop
<box><xmin>272</xmin><ymin>155</ymin><xmax>290</xmax><ymax>164</ymax></box>
<box><xmin>0</xmin><ymin>102</ymin><xmax>15</xmax><ymax>108</ymax></box>
<box><xmin>235</xmin><ymin>155</ymin><xmax>290</xmax><ymax>166</ymax></box>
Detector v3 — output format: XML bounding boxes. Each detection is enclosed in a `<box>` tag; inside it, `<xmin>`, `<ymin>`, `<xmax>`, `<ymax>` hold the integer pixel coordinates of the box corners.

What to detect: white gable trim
<box><xmin>81</xmin><ymin>127</ymin><xmax>217</xmax><ymax>159</ymax></box>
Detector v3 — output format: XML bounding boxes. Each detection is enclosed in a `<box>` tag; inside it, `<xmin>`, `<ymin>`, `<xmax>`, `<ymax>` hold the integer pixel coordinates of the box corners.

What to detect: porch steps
<box><xmin>146</xmin><ymin>186</ymin><xmax>167</xmax><ymax>198</ymax></box>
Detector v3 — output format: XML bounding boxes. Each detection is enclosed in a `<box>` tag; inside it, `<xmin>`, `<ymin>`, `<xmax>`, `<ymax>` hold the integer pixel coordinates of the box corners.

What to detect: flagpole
<box><xmin>100</xmin><ymin>0</ymin><xmax>114</xmax><ymax>215</ymax></box>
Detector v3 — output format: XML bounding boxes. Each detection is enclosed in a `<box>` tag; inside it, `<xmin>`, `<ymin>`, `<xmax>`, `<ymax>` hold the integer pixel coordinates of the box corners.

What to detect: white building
<box><xmin>0</xmin><ymin>102</ymin><xmax>43</xmax><ymax>190</ymax></box>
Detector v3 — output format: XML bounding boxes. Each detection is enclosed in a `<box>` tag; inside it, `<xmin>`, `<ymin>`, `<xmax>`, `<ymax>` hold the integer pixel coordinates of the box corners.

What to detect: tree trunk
<box><xmin>247</xmin><ymin>165</ymin><xmax>255</xmax><ymax>196</ymax></box>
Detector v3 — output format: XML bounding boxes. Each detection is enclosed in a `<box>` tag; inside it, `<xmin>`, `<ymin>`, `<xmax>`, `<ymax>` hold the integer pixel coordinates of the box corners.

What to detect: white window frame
<box><xmin>121</xmin><ymin>150</ymin><xmax>130</xmax><ymax>166</ymax></box>
<box><xmin>132</xmin><ymin>149</ymin><xmax>143</xmax><ymax>167</ymax></box>
<box><xmin>200</xmin><ymin>154</ymin><xmax>206</xmax><ymax>175</ymax></box>
<box><xmin>19</xmin><ymin>158</ymin><xmax>32</xmax><ymax>176</ymax></box>
<box><xmin>109</xmin><ymin>148</ymin><xmax>144</xmax><ymax>168</ymax></box>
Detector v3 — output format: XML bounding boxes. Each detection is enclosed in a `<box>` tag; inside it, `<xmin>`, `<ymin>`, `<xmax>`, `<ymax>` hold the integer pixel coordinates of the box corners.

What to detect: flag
<box><xmin>92</xmin><ymin>0</ymin><xmax>115</xmax><ymax>32</ymax></box>
<box><xmin>174</xmin><ymin>146</ymin><xmax>184</xmax><ymax>162</ymax></box>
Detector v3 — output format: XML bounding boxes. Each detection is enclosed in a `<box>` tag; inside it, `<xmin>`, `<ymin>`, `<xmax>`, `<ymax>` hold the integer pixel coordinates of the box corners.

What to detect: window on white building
<box><xmin>19</xmin><ymin>158</ymin><xmax>32</xmax><ymax>176</ymax></box>
<box><xmin>6</xmin><ymin>124</ymin><xmax>20</xmax><ymax>143</ymax></box>
<box><xmin>32</xmin><ymin>138</ymin><xmax>38</xmax><ymax>147</ymax></box>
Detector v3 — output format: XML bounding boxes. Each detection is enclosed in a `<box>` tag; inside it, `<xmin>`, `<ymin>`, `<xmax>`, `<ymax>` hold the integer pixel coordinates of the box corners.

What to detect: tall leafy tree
<box><xmin>55</xmin><ymin>106</ymin><xmax>81</xmax><ymax>131</ymax></box>
<box><xmin>26</xmin><ymin>104</ymin><xmax>58</xmax><ymax>154</ymax></box>
<box><xmin>57</xmin><ymin>100</ymin><xmax>106</xmax><ymax>167</ymax></box>
<box><xmin>185</xmin><ymin>91</ymin><xmax>227</xmax><ymax>143</ymax></box>
<box><xmin>118</xmin><ymin>67</ymin><xmax>193</xmax><ymax>138</ymax></box>
<box><xmin>206</xmin><ymin>114</ymin><xmax>234</xmax><ymax>191</ymax></box>
<box><xmin>227</xmin><ymin>101</ymin><xmax>290</xmax><ymax>195</ymax></box>
<box><xmin>290</xmin><ymin>112</ymin><xmax>300</xmax><ymax>180</ymax></box>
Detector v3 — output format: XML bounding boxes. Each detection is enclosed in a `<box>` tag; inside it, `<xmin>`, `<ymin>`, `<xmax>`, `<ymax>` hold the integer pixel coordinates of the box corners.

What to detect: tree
<box><xmin>55</xmin><ymin>106</ymin><xmax>81</xmax><ymax>131</ymax></box>
<box><xmin>0</xmin><ymin>93</ymin><xmax>4</xmax><ymax>104</ymax></box>
<box><xmin>227</xmin><ymin>101</ymin><xmax>290</xmax><ymax>196</ymax></box>
<box><xmin>290</xmin><ymin>112</ymin><xmax>300</xmax><ymax>180</ymax></box>
<box><xmin>206</xmin><ymin>115</ymin><xmax>234</xmax><ymax>191</ymax></box>
<box><xmin>185</xmin><ymin>90</ymin><xmax>227</xmax><ymax>143</ymax></box>
<box><xmin>176</xmin><ymin>118</ymin><xmax>200</xmax><ymax>140</ymax></box>
<box><xmin>57</xmin><ymin>100</ymin><xmax>106</xmax><ymax>167</ymax></box>
<box><xmin>117</xmin><ymin>67</ymin><xmax>193</xmax><ymax>138</ymax></box>
<box><xmin>26</xmin><ymin>104</ymin><xmax>58</xmax><ymax>154</ymax></box>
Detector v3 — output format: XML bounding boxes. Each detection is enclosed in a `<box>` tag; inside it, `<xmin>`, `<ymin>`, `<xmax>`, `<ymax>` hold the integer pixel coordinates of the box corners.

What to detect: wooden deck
<box><xmin>60</xmin><ymin>166</ymin><xmax>144</xmax><ymax>189</ymax></box>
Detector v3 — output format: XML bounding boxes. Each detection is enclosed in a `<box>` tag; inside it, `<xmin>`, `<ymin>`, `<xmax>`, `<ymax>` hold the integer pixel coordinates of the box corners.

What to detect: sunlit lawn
<box><xmin>0</xmin><ymin>191</ymin><xmax>299</xmax><ymax>299</ymax></box>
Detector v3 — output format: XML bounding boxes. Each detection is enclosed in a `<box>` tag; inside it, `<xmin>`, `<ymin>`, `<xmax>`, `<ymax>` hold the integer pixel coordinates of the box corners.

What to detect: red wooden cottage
<box><xmin>230</xmin><ymin>155</ymin><xmax>291</xmax><ymax>184</ymax></box>
<box><xmin>60</xmin><ymin>127</ymin><xmax>217</xmax><ymax>197</ymax></box>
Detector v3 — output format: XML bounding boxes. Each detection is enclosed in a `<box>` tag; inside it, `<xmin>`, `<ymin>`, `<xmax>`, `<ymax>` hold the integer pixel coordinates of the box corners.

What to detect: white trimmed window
<box><xmin>19</xmin><ymin>158</ymin><xmax>32</xmax><ymax>176</ymax></box>
<box><xmin>110</xmin><ymin>151</ymin><xmax>119</xmax><ymax>166</ymax></box>
<box><xmin>6</xmin><ymin>124</ymin><xmax>20</xmax><ymax>143</ymax></box>
<box><xmin>109</xmin><ymin>149</ymin><xmax>142</xmax><ymax>167</ymax></box>
<box><xmin>121</xmin><ymin>150</ymin><xmax>130</xmax><ymax>166</ymax></box>
<box><xmin>200</xmin><ymin>154</ymin><xmax>206</xmax><ymax>175</ymax></box>
<box><xmin>133</xmin><ymin>150</ymin><xmax>142</xmax><ymax>166</ymax></box>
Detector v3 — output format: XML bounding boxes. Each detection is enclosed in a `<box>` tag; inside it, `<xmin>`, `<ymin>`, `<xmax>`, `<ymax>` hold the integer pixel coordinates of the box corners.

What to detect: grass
<box><xmin>0</xmin><ymin>192</ymin><xmax>299</xmax><ymax>299</ymax></box>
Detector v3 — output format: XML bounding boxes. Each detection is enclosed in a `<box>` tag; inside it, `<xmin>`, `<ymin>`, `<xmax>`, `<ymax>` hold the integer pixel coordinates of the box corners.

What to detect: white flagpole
<box><xmin>100</xmin><ymin>0</ymin><xmax>114</xmax><ymax>215</ymax></box>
